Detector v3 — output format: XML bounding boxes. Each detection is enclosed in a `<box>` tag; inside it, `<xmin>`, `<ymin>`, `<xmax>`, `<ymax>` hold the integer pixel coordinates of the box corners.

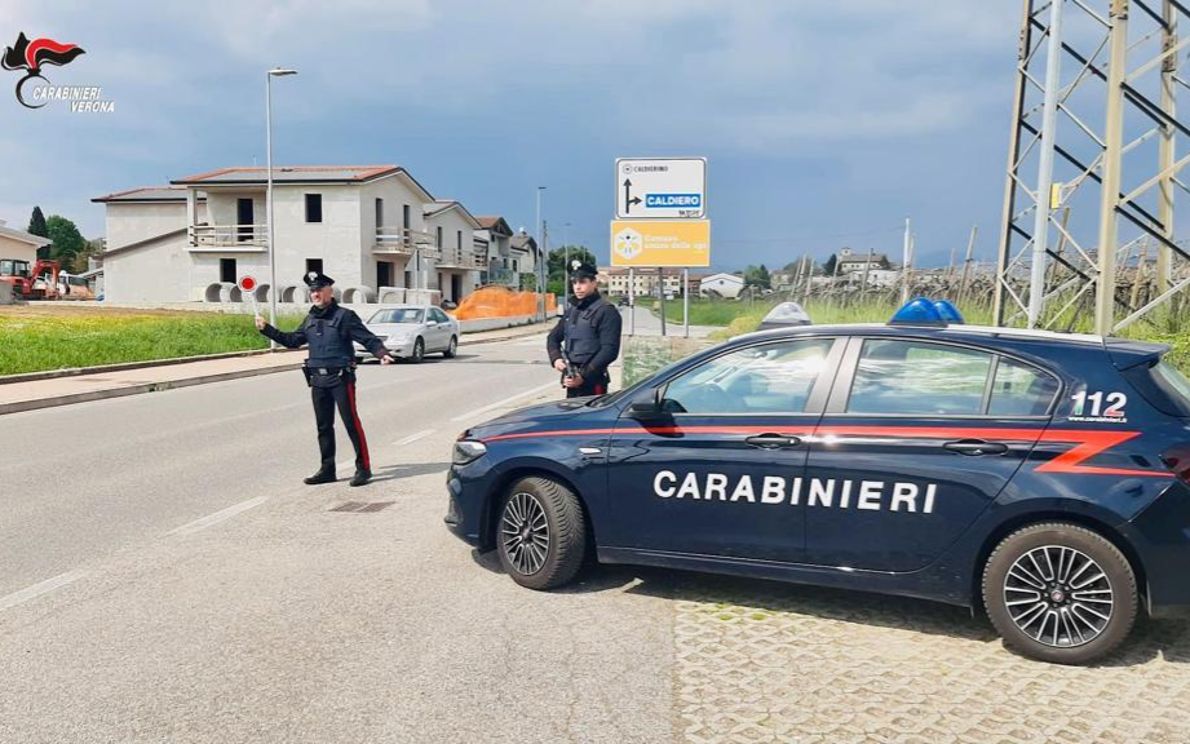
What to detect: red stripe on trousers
<box><xmin>345</xmin><ymin>382</ymin><xmax>371</xmax><ymax>470</ymax></box>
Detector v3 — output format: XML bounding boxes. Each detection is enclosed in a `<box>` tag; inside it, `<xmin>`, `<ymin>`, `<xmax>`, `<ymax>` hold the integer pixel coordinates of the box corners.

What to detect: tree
<box><xmin>546</xmin><ymin>245</ymin><xmax>598</xmax><ymax>284</ymax></box>
<box><xmin>27</xmin><ymin>206</ymin><xmax>48</xmax><ymax>238</ymax></box>
<box><xmin>45</xmin><ymin>215</ymin><xmax>86</xmax><ymax>267</ymax></box>
<box><xmin>822</xmin><ymin>253</ymin><xmax>837</xmax><ymax>277</ymax></box>
<box><xmin>743</xmin><ymin>263</ymin><xmax>771</xmax><ymax>290</ymax></box>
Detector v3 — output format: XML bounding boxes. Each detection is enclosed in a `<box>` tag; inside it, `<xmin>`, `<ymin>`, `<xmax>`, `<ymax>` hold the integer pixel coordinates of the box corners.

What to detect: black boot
<box><xmin>304</xmin><ymin>469</ymin><xmax>336</xmax><ymax>485</ymax></box>
<box><xmin>349</xmin><ymin>469</ymin><xmax>372</xmax><ymax>487</ymax></box>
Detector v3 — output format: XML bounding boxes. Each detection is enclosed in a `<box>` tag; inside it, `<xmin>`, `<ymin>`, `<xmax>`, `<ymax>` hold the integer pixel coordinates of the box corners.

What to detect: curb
<box><xmin>0</xmin><ymin>348</ymin><xmax>297</xmax><ymax>386</ymax></box>
<box><xmin>0</xmin><ymin>361</ymin><xmax>306</xmax><ymax>417</ymax></box>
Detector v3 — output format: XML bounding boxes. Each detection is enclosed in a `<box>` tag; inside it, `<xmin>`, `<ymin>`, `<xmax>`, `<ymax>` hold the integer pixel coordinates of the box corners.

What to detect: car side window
<box><xmin>848</xmin><ymin>339</ymin><xmax>993</xmax><ymax>416</ymax></box>
<box><xmin>987</xmin><ymin>358</ymin><xmax>1058</xmax><ymax>416</ymax></box>
<box><xmin>430</xmin><ymin>309</ymin><xmax>446</xmax><ymax>323</ymax></box>
<box><xmin>661</xmin><ymin>338</ymin><xmax>834</xmax><ymax>415</ymax></box>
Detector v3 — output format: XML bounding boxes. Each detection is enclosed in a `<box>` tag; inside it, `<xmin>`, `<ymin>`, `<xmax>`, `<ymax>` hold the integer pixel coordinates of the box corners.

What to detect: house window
<box><xmin>220</xmin><ymin>258</ymin><xmax>236</xmax><ymax>283</ymax></box>
<box><xmin>436</xmin><ymin>226</ymin><xmax>443</xmax><ymax>249</ymax></box>
<box><xmin>305</xmin><ymin>194</ymin><xmax>322</xmax><ymax>223</ymax></box>
<box><xmin>236</xmin><ymin>198</ymin><xmax>254</xmax><ymax>242</ymax></box>
<box><xmin>377</xmin><ymin>261</ymin><xmax>392</xmax><ymax>288</ymax></box>
<box><xmin>375</xmin><ymin>198</ymin><xmax>383</xmax><ymax>229</ymax></box>
<box><xmin>402</xmin><ymin>204</ymin><xmax>411</xmax><ymax>229</ymax></box>
<box><xmin>306</xmin><ymin>258</ymin><xmax>323</xmax><ymax>275</ymax></box>
<box><xmin>457</xmin><ymin>230</ymin><xmax>463</xmax><ymax>251</ymax></box>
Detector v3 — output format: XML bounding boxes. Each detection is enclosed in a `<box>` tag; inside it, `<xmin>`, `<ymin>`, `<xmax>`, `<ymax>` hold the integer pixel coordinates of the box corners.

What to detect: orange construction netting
<box><xmin>452</xmin><ymin>285</ymin><xmax>556</xmax><ymax>320</ymax></box>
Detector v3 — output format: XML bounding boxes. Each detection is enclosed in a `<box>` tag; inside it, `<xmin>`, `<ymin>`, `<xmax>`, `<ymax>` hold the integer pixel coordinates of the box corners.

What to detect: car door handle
<box><xmin>744</xmin><ymin>433</ymin><xmax>802</xmax><ymax>449</ymax></box>
<box><xmin>943</xmin><ymin>439</ymin><xmax>1009</xmax><ymax>456</ymax></box>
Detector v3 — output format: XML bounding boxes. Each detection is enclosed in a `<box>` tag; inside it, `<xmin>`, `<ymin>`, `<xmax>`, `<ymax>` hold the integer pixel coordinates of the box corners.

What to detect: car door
<box><xmin>426</xmin><ymin>308</ymin><xmax>449</xmax><ymax>351</ymax></box>
<box><xmin>802</xmin><ymin>336</ymin><xmax>1058</xmax><ymax>572</ymax></box>
<box><xmin>604</xmin><ymin>336</ymin><xmax>843</xmax><ymax>562</ymax></box>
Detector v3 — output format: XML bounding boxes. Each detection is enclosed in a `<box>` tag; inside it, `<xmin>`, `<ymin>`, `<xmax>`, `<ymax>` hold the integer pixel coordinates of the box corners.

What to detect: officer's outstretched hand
<box><xmin>380</xmin><ymin>354</ymin><xmax>395</xmax><ymax>365</ymax></box>
<box><xmin>254</xmin><ymin>315</ymin><xmax>266</xmax><ymax>331</ymax></box>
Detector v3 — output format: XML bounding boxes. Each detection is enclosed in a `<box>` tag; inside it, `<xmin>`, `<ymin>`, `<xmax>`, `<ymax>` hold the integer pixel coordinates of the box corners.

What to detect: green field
<box><xmin>0</xmin><ymin>307</ymin><xmax>305</xmax><ymax>376</ymax></box>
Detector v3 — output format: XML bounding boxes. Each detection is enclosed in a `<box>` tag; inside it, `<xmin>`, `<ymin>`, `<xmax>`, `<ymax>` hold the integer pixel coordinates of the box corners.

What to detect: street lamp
<box><xmin>266</xmin><ymin>67</ymin><xmax>297</xmax><ymax>339</ymax></box>
<box><xmin>535</xmin><ymin>185</ymin><xmax>546</xmax><ymax>319</ymax></box>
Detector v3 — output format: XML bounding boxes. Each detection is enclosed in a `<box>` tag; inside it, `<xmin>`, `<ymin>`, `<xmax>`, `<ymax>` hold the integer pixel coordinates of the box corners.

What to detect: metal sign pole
<box><xmin>658</xmin><ymin>267</ymin><xmax>667</xmax><ymax>337</ymax></box>
<box><xmin>628</xmin><ymin>267</ymin><xmax>635</xmax><ymax>335</ymax></box>
<box><xmin>683</xmin><ymin>268</ymin><xmax>689</xmax><ymax>338</ymax></box>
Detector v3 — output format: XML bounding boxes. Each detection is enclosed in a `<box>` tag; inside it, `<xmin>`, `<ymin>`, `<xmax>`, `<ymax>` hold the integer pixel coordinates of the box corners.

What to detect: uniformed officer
<box><xmin>255</xmin><ymin>271</ymin><xmax>393</xmax><ymax>487</ymax></box>
<box><xmin>547</xmin><ymin>260</ymin><xmax>622</xmax><ymax>398</ymax></box>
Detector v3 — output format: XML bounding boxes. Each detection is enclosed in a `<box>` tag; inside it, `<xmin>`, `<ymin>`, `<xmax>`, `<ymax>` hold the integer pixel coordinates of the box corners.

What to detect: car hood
<box><xmin>462</xmin><ymin>397</ymin><xmax>608</xmax><ymax>441</ymax></box>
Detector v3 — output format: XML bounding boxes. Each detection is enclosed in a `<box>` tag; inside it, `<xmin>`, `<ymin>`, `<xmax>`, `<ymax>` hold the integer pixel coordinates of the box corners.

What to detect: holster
<box><xmin>305</xmin><ymin>366</ymin><xmax>347</xmax><ymax>389</ymax></box>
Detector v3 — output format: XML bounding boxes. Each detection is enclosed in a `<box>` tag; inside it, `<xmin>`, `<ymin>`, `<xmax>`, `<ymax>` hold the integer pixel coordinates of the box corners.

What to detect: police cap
<box><xmin>303</xmin><ymin>270</ymin><xmax>335</xmax><ymax>289</ymax></box>
<box><xmin>569</xmin><ymin>260</ymin><xmax>597</xmax><ymax>281</ymax></box>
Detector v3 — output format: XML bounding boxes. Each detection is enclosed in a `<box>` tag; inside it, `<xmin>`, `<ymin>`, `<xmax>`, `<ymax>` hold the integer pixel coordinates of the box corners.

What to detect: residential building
<box><xmin>425</xmin><ymin>200</ymin><xmax>484</xmax><ymax>302</ymax></box>
<box><xmin>509</xmin><ymin>230</ymin><xmax>538</xmax><ymax>277</ymax></box>
<box><xmin>699</xmin><ymin>272</ymin><xmax>746</xmax><ymax>299</ymax></box>
<box><xmin>832</xmin><ymin>247</ymin><xmax>890</xmax><ymax>275</ymax></box>
<box><xmin>475</xmin><ymin>215</ymin><xmax>515</xmax><ymax>286</ymax></box>
<box><xmin>93</xmin><ymin>165</ymin><xmax>490</xmax><ymax>305</ymax></box>
<box><xmin>0</xmin><ymin>219</ymin><xmax>52</xmax><ymax>268</ymax></box>
<box><xmin>597</xmin><ymin>267</ymin><xmax>690</xmax><ymax>297</ymax></box>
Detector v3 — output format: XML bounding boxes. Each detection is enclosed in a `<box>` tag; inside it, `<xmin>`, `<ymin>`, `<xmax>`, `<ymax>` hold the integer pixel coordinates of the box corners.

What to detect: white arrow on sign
<box><xmin>616</xmin><ymin>157</ymin><xmax>707</xmax><ymax>219</ymax></box>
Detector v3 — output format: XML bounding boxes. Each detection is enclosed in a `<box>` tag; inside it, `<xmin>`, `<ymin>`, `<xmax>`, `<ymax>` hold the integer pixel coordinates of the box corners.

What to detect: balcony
<box><xmin>437</xmin><ymin>249</ymin><xmax>485</xmax><ymax>270</ymax></box>
<box><xmin>374</xmin><ymin>226</ymin><xmax>439</xmax><ymax>259</ymax></box>
<box><xmin>188</xmin><ymin>224</ymin><xmax>267</xmax><ymax>251</ymax></box>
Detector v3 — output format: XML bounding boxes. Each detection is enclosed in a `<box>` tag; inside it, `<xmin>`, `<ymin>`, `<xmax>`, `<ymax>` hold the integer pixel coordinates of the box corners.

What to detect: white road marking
<box><xmin>450</xmin><ymin>381</ymin><xmax>557</xmax><ymax>422</ymax></box>
<box><xmin>395</xmin><ymin>429</ymin><xmax>435</xmax><ymax>446</ymax></box>
<box><xmin>0</xmin><ymin>570</ymin><xmax>88</xmax><ymax>612</ymax></box>
<box><xmin>167</xmin><ymin>496</ymin><xmax>269</xmax><ymax>537</ymax></box>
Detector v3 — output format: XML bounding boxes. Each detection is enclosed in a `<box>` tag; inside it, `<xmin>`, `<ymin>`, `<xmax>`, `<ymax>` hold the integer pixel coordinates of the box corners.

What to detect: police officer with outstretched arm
<box><xmin>547</xmin><ymin>260</ymin><xmax>622</xmax><ymax>398</ymax></box>
<box><xmin>255</xmin><ymin>271</ymin><xmax>393</xmax><ymax>487</ymax></box>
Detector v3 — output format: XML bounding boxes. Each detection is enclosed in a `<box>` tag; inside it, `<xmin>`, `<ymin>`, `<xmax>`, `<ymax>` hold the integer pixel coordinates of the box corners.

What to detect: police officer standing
<box><xmin>547</xmin><ymin>260</ymin><xmax>622</xmax><ymax>398</ymax></box>
<box><xmin>255</xmin><ymin>271</ymin><xmax>392</xmax><ymax>487</ymax></box>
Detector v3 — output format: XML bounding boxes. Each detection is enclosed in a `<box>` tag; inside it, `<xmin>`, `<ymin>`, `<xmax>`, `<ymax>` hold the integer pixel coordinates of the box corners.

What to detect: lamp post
<box><xmin>266</xmin><ymin>67</ymin><xmax>297</xmax><ymax>339</ymax></box>
<box><xmin>535</xmin><ymin>186</ymin><xmax>546</xmax><ymax>319</ymax></box>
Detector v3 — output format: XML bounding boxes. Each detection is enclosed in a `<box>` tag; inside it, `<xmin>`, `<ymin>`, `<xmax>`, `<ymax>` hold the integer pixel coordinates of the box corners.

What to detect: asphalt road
<box><xmin>0</xmin><ymin>332</ymin><xmax>676</xmax><ymax>744</ymax></box>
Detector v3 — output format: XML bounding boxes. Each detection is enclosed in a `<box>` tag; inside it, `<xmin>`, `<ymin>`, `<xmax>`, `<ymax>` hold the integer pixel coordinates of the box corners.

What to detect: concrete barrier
<box><xmin>0</xmin><ymin>283</ymin><xmax>13</xmax><ymax>305</ymax></box>
<box><xmin>280</xmin><ymin>285</ymin><xmax>308</xmax><ymax>303</ymax></box>
<box><xmin>378</xmin><ymin>286</ymin><xmax>405</xmax><ymax>303</ymax></box>
<box><xmin>342</xmin><ymin>286</ymin><xmax>376</xmax><ymax>304</ymax></box>
<box><xmin>459</xmin><ymin>314</ymin><xmax>537</xmax><ymax>333</ymax></box>
<box><xmin>204</xmin><ymin>283</ymin><xmax>234</xmax><ymax>302</ymax></box>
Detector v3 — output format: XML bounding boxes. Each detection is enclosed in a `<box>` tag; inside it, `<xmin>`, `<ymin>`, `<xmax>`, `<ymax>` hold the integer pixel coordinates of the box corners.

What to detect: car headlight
<box><xmin>453</xmin><ymin>440</ymin><xmax>487</xmax><ymax>466</ymax></box>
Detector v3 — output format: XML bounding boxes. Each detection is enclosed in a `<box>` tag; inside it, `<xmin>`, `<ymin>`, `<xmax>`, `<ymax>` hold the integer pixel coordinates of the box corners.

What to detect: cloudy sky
<box><xmin>0</xmin><ymin>0</ymin><xmax>1020</xmax><ymax>269</ymax></box>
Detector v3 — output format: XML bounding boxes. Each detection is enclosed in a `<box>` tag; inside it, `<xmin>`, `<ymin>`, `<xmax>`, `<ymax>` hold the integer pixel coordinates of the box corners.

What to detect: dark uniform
<box><xmin>258</xmin><ymin>271</ymin><xmax>390</xmax><ymax>487</ymax></box>
<box><xmin>547</xmin><ymin>261</ymin><xmax>623</xmax><ymax>398</ymax></box>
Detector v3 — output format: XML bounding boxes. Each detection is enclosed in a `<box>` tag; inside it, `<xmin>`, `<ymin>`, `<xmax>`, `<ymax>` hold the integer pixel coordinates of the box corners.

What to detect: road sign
<box><xmin>610</xmin><ymin>220</ymin><xmax>710</xmax><ymax>267</ymax></box>
<box><xmin>238</xmin><ymin>275</ymin><xmax>257</xmax><ymax>293</ymax></box>
<box><xmin>616</xmin><ymin>157</ymin><xmax>706</xmax><ymax>219</ymax></box>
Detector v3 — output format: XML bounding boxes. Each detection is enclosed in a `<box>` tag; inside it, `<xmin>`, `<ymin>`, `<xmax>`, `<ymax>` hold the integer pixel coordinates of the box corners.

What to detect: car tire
<box><xmin>982</xmin><ymin>522</ymin><xmax>1137</xmax><ymax>665</ymax></box>
<box><xmin>496</xmin><ymin>476</ymin><xmax>587</xmax><ymax>590</ymax></box>
<box><xmin>443</xmin><ymin>335</ymin><xmax>457</xmax><ymax>359</ymax></box>
<box><xmin>411</xmin><ymin>337</ymin><xmax>424</xmax><ymax>363</ymax></box>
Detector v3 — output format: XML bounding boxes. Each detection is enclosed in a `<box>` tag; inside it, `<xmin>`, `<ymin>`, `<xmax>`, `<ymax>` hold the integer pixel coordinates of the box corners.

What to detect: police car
<box><xmin>446</xmin><ymin>299</ymin><xmax>1190</xmax><ymax>664</ymax></box>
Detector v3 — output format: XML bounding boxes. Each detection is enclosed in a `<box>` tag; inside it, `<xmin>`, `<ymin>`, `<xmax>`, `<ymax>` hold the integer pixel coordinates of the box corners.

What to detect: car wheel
<box><xmin>411</xmin><ymin>337</ymin><xmax>424</xmax><ymax>363</ymax></box>
<box><xmin>443</xmin><ymin>335</ymin><xmax>458</xmax><ymax>359</ymax></box>
<box><xmin>496</xmin><ymin>476</ymin><xmax>587</xmax><ymax>590</ymax></box>
<box><xmin>982</xmin><ymin>522</ymin><xmax>1137</xmax><ymax>665</ymax></box>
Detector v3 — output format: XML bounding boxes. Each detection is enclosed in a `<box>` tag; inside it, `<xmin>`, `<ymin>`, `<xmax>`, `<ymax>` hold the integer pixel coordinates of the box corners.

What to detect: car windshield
<box><xmin>369</xmin><ymin>308</ymin><xmax>423</xmax><ymax>324</ymax></box>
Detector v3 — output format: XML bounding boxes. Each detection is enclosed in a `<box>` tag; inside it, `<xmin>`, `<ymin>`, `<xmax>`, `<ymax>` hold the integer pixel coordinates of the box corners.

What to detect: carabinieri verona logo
<box><xmin>2</xmin><ymin>32</ymin><xmax>115</xmax><ymax>112</ymax></box>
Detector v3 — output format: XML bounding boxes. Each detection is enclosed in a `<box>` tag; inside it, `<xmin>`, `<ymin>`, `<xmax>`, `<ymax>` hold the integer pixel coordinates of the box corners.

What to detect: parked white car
<box><xmin>355</xmin><ymin>305</ymin><xmax>460</xmax><ymax>363</ymax></box>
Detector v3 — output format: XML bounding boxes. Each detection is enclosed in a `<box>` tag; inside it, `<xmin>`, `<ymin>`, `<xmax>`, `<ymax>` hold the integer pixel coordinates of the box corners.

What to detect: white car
<box><xmin>354</xmin><ymin>304</ymin><xmax>460</xmax><ymax>363</ymax></box>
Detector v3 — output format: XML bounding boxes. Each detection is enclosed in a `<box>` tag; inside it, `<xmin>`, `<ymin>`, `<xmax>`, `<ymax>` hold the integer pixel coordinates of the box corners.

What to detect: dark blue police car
<box><xmin>446</xmin><ymin>299</ymin><xmax>1190</xmax><ymax>664</ymax></box>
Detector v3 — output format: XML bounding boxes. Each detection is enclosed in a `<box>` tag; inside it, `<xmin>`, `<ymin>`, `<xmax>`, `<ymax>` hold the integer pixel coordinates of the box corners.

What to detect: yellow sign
<box><xmin>609</xmin><ymin>219</ymin><xmax>711</xmax><ymax>267</ymax></box>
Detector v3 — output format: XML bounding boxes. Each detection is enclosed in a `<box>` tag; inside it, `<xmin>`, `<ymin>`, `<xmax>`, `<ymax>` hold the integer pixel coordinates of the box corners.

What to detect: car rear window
<box><xmin>1125</xmin><ymin>360</ymin><xmax>1190</xmax><ymax>417</ymax></box>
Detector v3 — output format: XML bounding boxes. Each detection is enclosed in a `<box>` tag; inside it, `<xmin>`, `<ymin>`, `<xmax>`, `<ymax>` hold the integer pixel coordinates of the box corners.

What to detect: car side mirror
<box><xmin>626</xmin><ymin>389</ymin><xmax>670</xmax><ymax>421</ymax></box>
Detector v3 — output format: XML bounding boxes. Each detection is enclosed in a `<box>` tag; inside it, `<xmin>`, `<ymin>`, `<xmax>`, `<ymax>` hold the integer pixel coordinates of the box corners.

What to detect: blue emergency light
<box><xmin>889</xmin><ymin>297</ymin><xmax>965</xmax><ymax>326</ymax></box>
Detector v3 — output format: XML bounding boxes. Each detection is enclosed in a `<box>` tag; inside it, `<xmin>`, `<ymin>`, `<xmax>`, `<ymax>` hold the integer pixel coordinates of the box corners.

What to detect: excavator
<box><xmin>0</xmin><ymin>258</ymin><xmax>61</xmax><ymax>300</ymax></box>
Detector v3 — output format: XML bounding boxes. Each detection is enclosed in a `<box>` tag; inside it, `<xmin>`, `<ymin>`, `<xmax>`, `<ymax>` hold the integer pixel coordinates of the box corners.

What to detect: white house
<box><xmin>834</xmin><ymin>247</ymin><xmax>890</xmax><ymax>274</ymax></box>
<box><xmin>699</xmin><ymin>272</ymin><xmax>746</xmax><ymax>299</ymax></box>
<box><xmin>0</xmin><ymin>219</ymin><xmax>52</xmax><ymax>271</ymax></box>
<box><xmin>424</xmin><ymin>200</ymin><xmax>484</xmax><ymax>303</ymax></box>
<box><xmin>509</xmin><ymin>230</ymin><xmax>538</xmax><ymax>277</ymax></box>
<box><xmin>475</xmin><ymin>215</ymin><xmax>515</xmax><ymax>286</ymax></box>
<box><xmin>94</xmin><ymin>164</ymin><xmax>489</xmax><ymax>305</ymax></box>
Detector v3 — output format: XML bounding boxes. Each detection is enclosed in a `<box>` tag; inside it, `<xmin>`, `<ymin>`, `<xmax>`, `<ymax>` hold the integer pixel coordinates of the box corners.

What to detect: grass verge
<box><xmin>0</xmin><ymin>308</ymin><xmax>305</xmax><ymax>376</ymax></box>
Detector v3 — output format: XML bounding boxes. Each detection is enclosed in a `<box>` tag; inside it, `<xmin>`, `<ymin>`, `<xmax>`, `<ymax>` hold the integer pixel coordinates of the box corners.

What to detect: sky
<box><xmin>0</xmin><ymin>0</ymin><xmax>1021</xmax><ymax>270</ymax></box>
